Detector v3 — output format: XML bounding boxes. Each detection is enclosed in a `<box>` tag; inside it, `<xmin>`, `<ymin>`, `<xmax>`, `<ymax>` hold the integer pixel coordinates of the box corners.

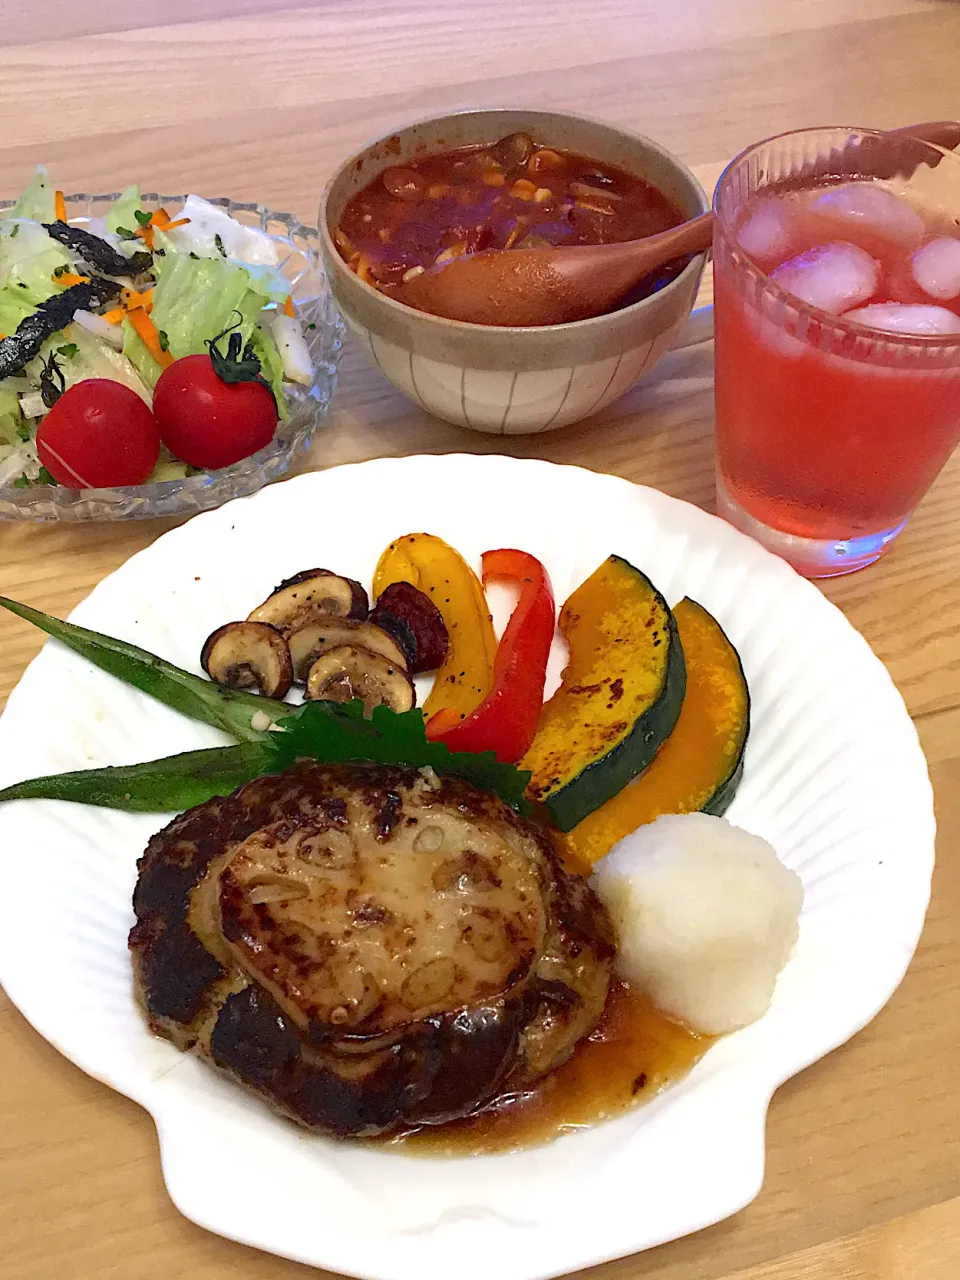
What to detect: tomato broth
<box><xmin>334</xmin><ymin>132</ymin><xmax>685</xmax><ymax>301</ymax></box>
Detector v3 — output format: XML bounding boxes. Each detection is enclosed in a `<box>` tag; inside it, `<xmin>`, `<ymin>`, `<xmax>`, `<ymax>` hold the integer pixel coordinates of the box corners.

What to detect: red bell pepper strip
<box><xmin>426</xmin><ymin>548</ymin><xmax>555</xmax><ymax>763</ymax></box>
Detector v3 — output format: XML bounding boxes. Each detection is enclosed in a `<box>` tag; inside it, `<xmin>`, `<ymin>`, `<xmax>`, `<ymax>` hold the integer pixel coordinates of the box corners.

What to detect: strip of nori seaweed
<box><xmin>0</xmin><ymin>278</ymin><xmax>123</xmax><ymax>379</ymax></box>
<box><xmin>43</xmin><ymin>221</ymin><xmax>152</xmax><ymax>277</ymax></box>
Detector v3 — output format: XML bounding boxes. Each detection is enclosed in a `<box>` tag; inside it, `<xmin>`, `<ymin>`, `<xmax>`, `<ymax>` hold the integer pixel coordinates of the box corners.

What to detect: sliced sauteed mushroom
<box><xmin>201</xmin><ymin>621</ymin><xmax>293</xmax><ymax>698</ymax></box>
<box><xmin>369</xmin><ymin>581</ymin><xmax>448</xmax><ymax>674</ymax></box>
<box><xmin>288</xmin><ymin>616</ymin><xmax>409</xmax><ymax>683</ymax></box>
<box><xmin>248</xmin><ymin>569</ymin><xmax>368</xmax><ymax>636</ymax></box>
<box><xmin>305</xmin><ymin>644</ymin><xmax>415</xmax><ymax>715</ymax></box>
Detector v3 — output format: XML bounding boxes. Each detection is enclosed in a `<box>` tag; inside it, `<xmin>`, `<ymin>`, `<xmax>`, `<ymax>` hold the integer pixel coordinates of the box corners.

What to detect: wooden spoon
<box><xmin>395</xmin><ymin>214</ymin><xmax>713</xmax><ymax>328</ymax></box>
<box><xmin>392</xmin><ymin>120</ymin><xmax>960</xmax><ymax>328</ymax></box>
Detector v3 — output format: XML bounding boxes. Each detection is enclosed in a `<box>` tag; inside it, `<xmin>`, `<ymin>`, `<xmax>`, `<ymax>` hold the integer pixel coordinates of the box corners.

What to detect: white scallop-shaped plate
<box><xmin>0</xmin><ymin>455</ymin><xmax>934</xmax><ymax>1280</ymax></box>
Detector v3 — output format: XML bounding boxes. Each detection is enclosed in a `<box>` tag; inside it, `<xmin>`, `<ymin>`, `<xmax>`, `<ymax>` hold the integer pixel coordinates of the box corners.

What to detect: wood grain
<box><xmin>1</xmin><ymin>1</ymin><xmax>960</xmax><ymax>1278</ymax></box>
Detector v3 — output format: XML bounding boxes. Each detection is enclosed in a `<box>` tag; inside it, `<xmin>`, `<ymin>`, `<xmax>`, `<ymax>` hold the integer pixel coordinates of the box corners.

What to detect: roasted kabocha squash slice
<box><xmin>565</xmin><ymin>596</ymin><xmax>750</xmax><ymax>865</ymax></box>
<box><xmin>520</xmin><ymin>556</ymin><xmax>686</xmax><ymax>831</ymax></box>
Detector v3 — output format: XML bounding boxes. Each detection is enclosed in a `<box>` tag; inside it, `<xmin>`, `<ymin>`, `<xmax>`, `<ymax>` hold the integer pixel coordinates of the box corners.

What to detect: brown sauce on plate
<box><xmin>384</xmin><ymin>981</ymin><xmax>712</xmax><ymax>1156</ymax></box>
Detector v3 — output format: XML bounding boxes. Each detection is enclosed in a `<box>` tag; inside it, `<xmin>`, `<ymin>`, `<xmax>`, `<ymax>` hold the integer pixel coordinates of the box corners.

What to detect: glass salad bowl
<box><xmin>0</xmin><ymin>193</ymin><xmax>343</xmax><ymax>522</ymax></box>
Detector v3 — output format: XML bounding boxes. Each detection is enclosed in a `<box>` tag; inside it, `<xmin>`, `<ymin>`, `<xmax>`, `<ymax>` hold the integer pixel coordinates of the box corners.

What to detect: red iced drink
<box><xmin>713</xmin><ymin>128</ymin><xmax>960</xmax><ymax>576</ymax></box>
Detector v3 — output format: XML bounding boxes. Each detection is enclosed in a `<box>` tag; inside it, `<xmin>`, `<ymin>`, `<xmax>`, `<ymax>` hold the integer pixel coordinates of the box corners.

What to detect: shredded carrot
<box><xmin>135</xmin><ymin>210</ymin><xmax>162</xmax><ymax>250</ymax></box>
<box><xmin>120</xmin><ymin>287</ymin><xmax>154</xmax><ymax>313</ymax></box>
<box><xmin>283</xmin><ymin>296</ymin><xmax>295</xmax><ymax>318</ymax></box>
<box><xmin>54</xmin><ymin>190</ymin><xmax>66</xmax><ymax>222</ymax></box>
<box><xmin>0</xmin><ymin>333</ymin><xmax>6</xmax><ymax>341</ymax></box>
<box><xmin>101</xmin><ymin>308</ymin><xmax>125</xmax><ymax>325</ymax></box>
<box><xmin>127</xmin><ymin>307</ymin><xmax>173</xmax><ymax>367</ymax></box>
<box><xmin>54</xmin><ymin>271</ymin><xmax>91</xmax><ymax>288</ymax></box>
<box><xmin>135</xmin><ymin>208</ymin><xmax>191</xmax><ymax>250</ymax></box>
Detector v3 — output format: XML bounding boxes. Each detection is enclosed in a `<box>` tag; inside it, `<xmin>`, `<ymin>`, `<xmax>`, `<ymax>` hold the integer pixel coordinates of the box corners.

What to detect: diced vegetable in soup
<box><xmin>334</xmin><ymin>132</ymin><xmax>686</xmax><ymax>300</ymax></box>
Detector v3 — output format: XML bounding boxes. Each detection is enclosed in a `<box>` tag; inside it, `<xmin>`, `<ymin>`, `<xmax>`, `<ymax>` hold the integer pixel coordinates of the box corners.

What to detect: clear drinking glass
<box><xmin>713</xmin><ymin>128</ymin><xmax>960</xmax><ymax>577</ymax></box>
<box><xmin>0</xmin><ymin>194</ymin><xmax>343</xmax><ymax>523</ymax></box>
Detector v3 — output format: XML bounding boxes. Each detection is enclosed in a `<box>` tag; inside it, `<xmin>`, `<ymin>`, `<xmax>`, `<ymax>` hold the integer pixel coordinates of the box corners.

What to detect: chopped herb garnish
<box><xmin>53</xmin><ymin>264</ymin><xmax>67</xmax><ymax>279</ymax></box>
<box><xmin>57</xmin><ymin>342</ymin><xmax>79</xmax><ymax>359</ymax></box>
<box><xmin>10</xmin><ymin>224</ymin><xmax>19</xmax><ymax>239</ymax></box>
<box><xmin>17</xmin><ymin>281</ymin><xmax>27</xmax><ymax>288</ymax></box>
<box><xmin>134</xmin><ymin>209</ymin><xmax>153</xmax><ymax>226</ymax></box>
<box><xmin>154</xmin><ymin>248</ymin><xmax>166</xmax><ymax>257</ymax></box>
<box><xmin>307</xmin><ymin>322</ymin><xmax>316</xmax><ymax>330</ymax></box>
<box><xmin>115</xmin><ymin>226</ymin><xmax>137</xmax><ymax>240</ymax></box>
<box><xmin>189</xmin><ymin>251</ymin><xmax>199</xmax><ymax>260</ymax></box>
<box><xmin>12</xmin><ymin>475</ymin><xmax>29</xmax><ymax>489</ymax></box>
<box><xmin>157</xmin><ymin>329</ymin><xmax>169</xmax><ymax>352</ymax></box>
<box><xmin>15</xmin><ymin>424</ymin><xmax>31</xmax><ymax>442</ymax></box>
<box><xmin>36</xmin><ymin>466</ymin><xmax>57</xmax><ymax>486</ymax></box>
<box><xmin>214</xmin><ymin>233</ymin><xmax>226</xmax><ymax>257</ymax></box>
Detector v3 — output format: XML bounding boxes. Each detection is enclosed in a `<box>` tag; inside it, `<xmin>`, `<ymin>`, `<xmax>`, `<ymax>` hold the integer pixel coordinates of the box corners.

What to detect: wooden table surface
<box><xmin>2</xmin><ymin>2</ymin><xmax>960</xmax><ymax>1277</ymax></box>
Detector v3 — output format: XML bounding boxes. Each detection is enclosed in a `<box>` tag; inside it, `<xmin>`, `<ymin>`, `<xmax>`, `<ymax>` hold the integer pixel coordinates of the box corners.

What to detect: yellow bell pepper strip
<box><xmin>373</xmin><ymin>533</ymin><xmax>496</xmax><ymax>720</ymax></box>
<box><xmin>426</xmin><ymin>549</ymin><xmax>555</xmax><ymax>763</ymax></box>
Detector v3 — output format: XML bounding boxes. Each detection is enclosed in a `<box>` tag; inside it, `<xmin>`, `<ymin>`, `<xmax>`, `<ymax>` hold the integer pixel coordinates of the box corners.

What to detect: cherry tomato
<box><xmin>36</xmin><ymin>380</ymin><xmax>160</xmax><ymax>488</ymax></box>
<box><xmin>153</xmin><ymin>355</ymin><xmax>278</xmax><ymax>470</ymax></box>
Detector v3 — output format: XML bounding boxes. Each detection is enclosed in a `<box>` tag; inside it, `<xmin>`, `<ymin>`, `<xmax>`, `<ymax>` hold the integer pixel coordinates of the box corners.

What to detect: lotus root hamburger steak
<box><xmin>129</xmin><ymin>761</ymin><xmax>615</xmax><ymax>1137</ymax></box>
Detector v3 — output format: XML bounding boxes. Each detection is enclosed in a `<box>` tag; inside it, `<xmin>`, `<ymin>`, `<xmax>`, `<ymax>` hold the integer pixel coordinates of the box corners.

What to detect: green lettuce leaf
<box><xmin>57</xmin><ymin>325</ymin><xmax>153</xmax><ymax>404</ymax></box>
<box><xmin>10</xmin><ymin>166</ymin><xmax>57</xmax><ymax>223</ymax></box>
<box><xmin>148</xmin><ymin>455</ymin><xmax>190</xmax><ymax>482</ymax></box>
<box><xmin>0</xmin><ymin>221</ymin><xmax>72</xmax><ymax>305</ymax></box>
<box><xmin>104</xmin><ymin>184</ymin><xmax>143</xmax><ymax>235</ymax></box>
<box><xmin>248</xmin><ymin>323</ymin><xmax>289</xmax><ymax>419</ymax></box>
<box><xmin>0</xmin><ymin>384</ymin><xmax>23</xmax><ymax>446</ymax></box>
<box><xmin>241</xmin><ymin>262</ymin><xmax>291</xmax><ymax>304</ymax></box>
<box><xmin>0</xmin><ymin>286</ymin><xmax>37</xmax><ymax>336</ymax></box>
<box><xmin>149</xmin><ymin>253</ymin><xmax>269</xmax><ymax>362</ymax></box>
<box><xmin>121</xmin><ymin>316</ymin><xmax>163</xmax><ymax>389</ymax></box>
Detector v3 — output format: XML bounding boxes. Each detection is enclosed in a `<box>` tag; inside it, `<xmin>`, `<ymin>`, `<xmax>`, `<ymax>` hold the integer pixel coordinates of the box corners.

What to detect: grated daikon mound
<box><xmin>590</xmin><ymin>813</ymin><xmax>804</xmax><ymax>1035</ymax></box>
